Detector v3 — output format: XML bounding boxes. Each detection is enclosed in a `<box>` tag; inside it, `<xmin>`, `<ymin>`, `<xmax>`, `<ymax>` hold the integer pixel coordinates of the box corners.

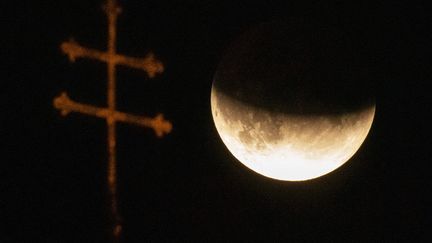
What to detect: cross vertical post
<box><xmin>105</xmin><ymin>0</ymin><xmax>121</xmax><ymax>238</ymax></box>
<box><xmin>54</xmin><ymin>0</ymin><xmax>172</xmax><ymax>242</ymax></box>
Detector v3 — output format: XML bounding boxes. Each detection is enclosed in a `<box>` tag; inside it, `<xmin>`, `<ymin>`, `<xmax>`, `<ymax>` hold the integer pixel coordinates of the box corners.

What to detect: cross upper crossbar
<box><xmin>61</xmin><ymin>40</ymin><xmax>164</xmax><ymax>78</ymax></box>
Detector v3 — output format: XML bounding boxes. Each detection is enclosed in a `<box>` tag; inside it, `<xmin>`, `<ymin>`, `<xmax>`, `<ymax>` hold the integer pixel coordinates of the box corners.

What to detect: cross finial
<box><xmin>103</xmin><ymin>0</ymin><xmax>122</xmax><ymax>16</ymax></box>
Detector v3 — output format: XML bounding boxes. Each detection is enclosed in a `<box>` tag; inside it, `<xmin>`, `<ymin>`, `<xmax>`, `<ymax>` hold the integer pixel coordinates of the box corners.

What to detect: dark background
<box><xmin>3</xmin><ymin>0</ymin><xmax>430</xmax><ymax>242</ymax></box>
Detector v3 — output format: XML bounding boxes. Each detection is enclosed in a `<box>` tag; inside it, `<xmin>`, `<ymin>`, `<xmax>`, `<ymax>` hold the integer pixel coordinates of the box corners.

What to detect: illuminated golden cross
<box><xmin>53</xmin><ymin>0</ymin><xmax>172</xmax><ymax>241</ymax></box>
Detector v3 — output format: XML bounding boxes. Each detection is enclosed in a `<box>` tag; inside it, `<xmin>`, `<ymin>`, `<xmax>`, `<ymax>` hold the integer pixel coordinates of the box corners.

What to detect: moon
<box><xmin>211</xmin><ymin>20</ymin><xmax>375</xmax><ymax>181</ymax></box>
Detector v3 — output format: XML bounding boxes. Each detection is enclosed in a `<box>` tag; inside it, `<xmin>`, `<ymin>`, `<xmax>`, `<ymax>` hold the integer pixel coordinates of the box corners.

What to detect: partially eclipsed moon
<box><xmin>211</xmin><ymin>89</ymin><xmax>375</xmax><ymax>181</ymax></box>
<box><xmin>211</xmin><ymin>20</ymin><xmax>376</xmax><ymax>181</ymax></box>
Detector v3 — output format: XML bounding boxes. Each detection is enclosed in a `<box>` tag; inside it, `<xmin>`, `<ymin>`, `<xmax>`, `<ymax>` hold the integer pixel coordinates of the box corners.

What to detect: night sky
<box><xmin>3</xmin><ymin>0</ymin><xmax>431</xmax><ymax>242</ymax></box>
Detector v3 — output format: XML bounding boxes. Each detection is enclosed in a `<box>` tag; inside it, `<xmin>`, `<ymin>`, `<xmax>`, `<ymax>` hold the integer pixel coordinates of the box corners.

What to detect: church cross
<box><xmin>53</xmin><ymin>0</ymin><xmax>172</xmax><ymax>241</ymax></box>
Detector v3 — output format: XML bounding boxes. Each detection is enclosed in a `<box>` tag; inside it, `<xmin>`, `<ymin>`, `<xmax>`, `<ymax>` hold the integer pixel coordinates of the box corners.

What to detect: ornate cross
<box><xmin>53</xmin><ymin>0</ymin><xmax>172</xmax><ymax>241</ymax></box>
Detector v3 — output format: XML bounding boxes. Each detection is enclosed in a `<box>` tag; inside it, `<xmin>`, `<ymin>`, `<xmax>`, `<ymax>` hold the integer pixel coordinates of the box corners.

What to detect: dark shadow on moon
<box><xmin>213</xmin><ymin>19</ymin><xmax>375</xmax><ymax>116</ymax></box>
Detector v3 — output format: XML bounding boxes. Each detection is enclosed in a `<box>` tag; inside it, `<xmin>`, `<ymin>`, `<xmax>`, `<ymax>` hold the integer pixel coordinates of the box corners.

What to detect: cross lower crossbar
<box><xmin>54</xmin><ymin>92</ymin><xmax>172</xmax><ymax>138</ymax></box>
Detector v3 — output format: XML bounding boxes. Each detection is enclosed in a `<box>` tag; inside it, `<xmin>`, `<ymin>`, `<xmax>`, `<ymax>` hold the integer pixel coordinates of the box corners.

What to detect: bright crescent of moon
<box><xmin>211</xmin><ymin>87</ymin><xmax>375</xmax><ymax>181</ymax></box>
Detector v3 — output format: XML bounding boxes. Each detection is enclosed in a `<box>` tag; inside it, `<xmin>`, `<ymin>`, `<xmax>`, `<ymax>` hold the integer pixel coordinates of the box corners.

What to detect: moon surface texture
<box><xmin>211</xmin><ymin>20</ymin><xmax>375</xmax><ymax>181</ymax></box>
